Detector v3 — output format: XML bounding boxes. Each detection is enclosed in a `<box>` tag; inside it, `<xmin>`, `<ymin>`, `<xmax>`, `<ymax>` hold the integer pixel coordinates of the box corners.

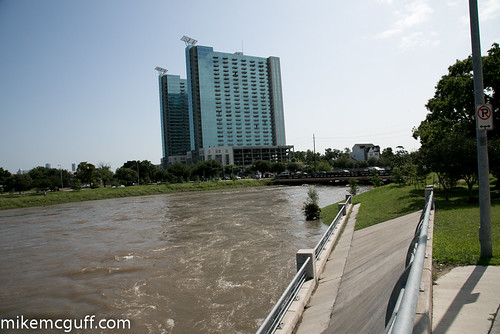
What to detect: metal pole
<box><xmin>137</xmin><ymin>161</ymin><xmax>140</xmax><ymax>186</ymax></box>
<box><xmin>469</xmin><ymin>0</ymin><xmax>492</xmax><ymax>258</ymax></box>
<box><xmin>58</xmin><ymin>164</ymin><xmax>63</xmax><ymax>189</ymax></box>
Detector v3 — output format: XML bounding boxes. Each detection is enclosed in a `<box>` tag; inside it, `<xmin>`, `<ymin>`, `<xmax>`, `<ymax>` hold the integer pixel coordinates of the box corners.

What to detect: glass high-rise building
<box><xmin>159</xmin><ymin>44</ymin><xmax>292</xmax><ymax>168</ymax></box>
<box><xmin>185</xmin><ymin>45</ymin><xmax>286</xmax><ymax>152</ymax></box>
<box><xmin>158</xmin><ymin>74</ymin><xmax>190</xmax><ymax>167</ymax></box>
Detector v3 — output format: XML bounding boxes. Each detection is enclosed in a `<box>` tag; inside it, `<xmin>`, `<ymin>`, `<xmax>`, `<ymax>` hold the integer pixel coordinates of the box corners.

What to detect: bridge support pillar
<box><xmin>296</xmin><ymin>249</ymin><xmax>316</xmax><ymax>281</ymax></box>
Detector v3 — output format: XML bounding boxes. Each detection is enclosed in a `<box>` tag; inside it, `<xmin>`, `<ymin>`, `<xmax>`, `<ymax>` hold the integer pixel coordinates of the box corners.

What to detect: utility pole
<box><xmin>469</xmin><ymin>0</ymin><xmax>492</xmax><ymax>258</ymax></box>
<box><xmin>137</xmin><ymin>161</ymin><xmax>140</xmax><ymax>186</ymax></box>
<box><xmin>313</xmin><ymin>134</ymin><xmax>317</xmax><ymax>172</ymax></box>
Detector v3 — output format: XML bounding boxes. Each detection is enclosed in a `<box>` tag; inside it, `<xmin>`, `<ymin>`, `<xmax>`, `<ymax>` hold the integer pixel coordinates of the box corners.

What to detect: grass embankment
<box><xmin>0</xmin><ymin>179</ymin><xmax>271</xmax><ymax>210</ymax></box>
<box><xmin>320</xmin><ymin>183</ymin><xmax>500</xmax><ymax>266</ymax></box>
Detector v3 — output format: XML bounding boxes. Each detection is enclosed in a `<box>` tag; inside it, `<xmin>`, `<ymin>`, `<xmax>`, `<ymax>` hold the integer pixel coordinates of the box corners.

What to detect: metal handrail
<box><xmin>314</xmin><ymin>195</ymin><xmax>351</xmax><ymax>259</ymax></box>
<box><xmin>385</xmin><ymin>190</ymin><xmax>433</xmax><ymax>334</ymax></box>
<box><xmin>314</xmin><ymin>209</ymin><xmax>343</xmax><ymax>259</ymax></box>
<box><xmin>257</xmin><ymin>195</ymin><xmax>352</xmax><ymax>334</ymax></box>
<box><xmin>256</xmin><ymin>257</ymin><xmax>311</xmax><ymax>334</ymax></box>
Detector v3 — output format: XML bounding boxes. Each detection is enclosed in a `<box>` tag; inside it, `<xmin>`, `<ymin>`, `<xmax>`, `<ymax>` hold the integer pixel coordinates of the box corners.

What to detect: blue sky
<box><xmin>1</xmin><ymin>0</ymin><xmax>499</xmax><ymax>173</ymax></box>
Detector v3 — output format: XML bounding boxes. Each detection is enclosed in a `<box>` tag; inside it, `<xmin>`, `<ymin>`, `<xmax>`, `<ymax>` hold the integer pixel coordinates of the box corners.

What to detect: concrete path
<box><xmin>294</xmin><ymin>205</ymin><xmax>500</xmax><ymax>334</ymax></box>
<box><xmin>322</xmin><ymin>211</ymin><xmax>422</xmax><ymax>334</ymax></box>
<box><xmin>295</xmin><ymin>204</ymin><xmax>359</xmax><ymax>334</ymax></box>
<box><xmin>433</xmin><ymin>266</ymin><xmax>500</xmax><ymax>334</ymax></box>
<box><xmin>294</xmin><ymin>206</ymin><xmax>422</xmax><ymax>334</ymax></box>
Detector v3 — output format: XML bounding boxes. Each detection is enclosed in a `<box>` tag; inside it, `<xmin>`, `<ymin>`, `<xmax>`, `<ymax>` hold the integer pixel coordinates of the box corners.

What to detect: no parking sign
<box><xmin>476</xmin><ymin>104</ymin><xmax>493</xmax><ymax>130</ymax></box>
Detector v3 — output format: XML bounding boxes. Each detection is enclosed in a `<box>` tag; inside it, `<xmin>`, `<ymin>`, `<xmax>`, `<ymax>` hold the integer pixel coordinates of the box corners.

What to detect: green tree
<box><xmin>97</xmin><ymin>163</ymin><xmax>114</xmax><ymax>187</ymax></box>
<box><xmin>168</xmin><ymin>162</ymin><xmax>192</xmax><ymax>181</ymax></box>
<box><xmin>28</xmin><ymin>166</ymin><xmax>62</xmax><ymax>191</ymax></box>
<box><xmin>302</xmin><ymin>186</ymin><xmax>321</xmax><ymax>220</ymax></box>
<box><xmin>75</xmin><ymin>162</ymin><xmax>97</xmax><ymax>188</ymax></box>
<box><xmin>223</xmin><ymin>164</ymin><xmax>241</xmax><ymax>178</ymax></box>
<box><xmin>489</xmin><ymin>139</ymin><xmax>500</xmax><ymax>188</ymax></box>
<box><xmin>5</xmin><ymin>174</ymin><xmax>32</xmax><ymax>193</ymax></box>
<box><xmin>316</xmin><ymin>161</ymin><xmax>332</xmax><ymax>172</ymax></box>
<box><xmin>370</xmin><ymin>169</ymin><xmax>383</xmax><ymax>187</ymax></box>
<box><xmin>115</xmin><ymin>167</ymin><xmax>137</xmax><ymax>184</ymax></box>
<box><xmin>270</xmin><ymin>162</ymin><xmax>286</xmax><ymax>175</ymax></box>
<box><xmin>414</xmin><ymin>43</ymin><xmax>500</xmax><ymax>144</ymax></box>
<box><xmin>0</xmin><ymin>167</ymin><xmax>11</xmax><ymax>184</ymax></box>
<box><xmin>287</xmin><ymin>162</ymin><xmax>300</xmax><ymax>174</ymax></box>
<box><xmin>349</xmin><ymin>178</ymin><xmax>359</xmax><ymax>196</ymax></box>
<box><xmin>122</xmin><ymin>160</ymin><xmax>158</xmax><ymax>184</ymax></box>
<box><xmin>253</xmin><ymin>160</ymin><xmax>271</xmax><ymax>174</ymax></box>
<box><xmin>413</xmin><ymin>43</ymin><xmax>500</xmax><ymax>197</ymax></box>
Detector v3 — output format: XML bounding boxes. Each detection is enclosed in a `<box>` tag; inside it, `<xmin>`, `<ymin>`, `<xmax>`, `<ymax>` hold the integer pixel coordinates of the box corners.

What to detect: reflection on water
<box><xmin>0</xmin><ymin>185</ymin><xmax>367</xmax><ymax>333</ymax></box>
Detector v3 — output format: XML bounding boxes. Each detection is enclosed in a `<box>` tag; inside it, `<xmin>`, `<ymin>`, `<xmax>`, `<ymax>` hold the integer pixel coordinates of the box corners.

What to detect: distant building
<box><xmin>157</xmin><ymin>42</ymin><xmax>292</xmax><ymax>169</ymax></box>
<box><xmin>158</xmin><ymin>74</ymin><xmax>190</xmax><ymax>168</ymax></box>
<box><xmin>45</xmin><ymin>163</ymin><xmax>51</xmax><ymax>169</ymax></box>
<box><xmin>351</xmin><ymin>144</ymin><xmax>380</xmax><ymax>161</ymax></box>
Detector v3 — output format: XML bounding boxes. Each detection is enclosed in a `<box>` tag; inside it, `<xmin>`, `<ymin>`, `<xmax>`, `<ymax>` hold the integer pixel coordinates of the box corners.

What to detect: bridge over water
<box><xmin>272</xmin><ymin>169</ymin><xmax>392</xmax><ymax>185</ymax></box>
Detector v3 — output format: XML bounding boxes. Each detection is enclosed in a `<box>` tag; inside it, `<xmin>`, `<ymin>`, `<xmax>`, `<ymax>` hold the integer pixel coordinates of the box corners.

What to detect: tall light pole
<box><xmin>469</xmin><ymin>0</ymin><xmax>492</xmax><ymax>258</ymax></box>
<box><xmin>58</xmin><ymin>164</ymin><xmax>63</xmax><ymax>190</ymax></box>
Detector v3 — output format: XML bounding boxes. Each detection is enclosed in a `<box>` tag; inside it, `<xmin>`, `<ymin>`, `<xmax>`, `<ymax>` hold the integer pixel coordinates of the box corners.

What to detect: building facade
<box><xmin>159</xmin><ymin>44</ymin><xmax>291</xmax><ymax>169</ymax></box>
<box><xmin>350</xmin><ymin>144</ymin><xmax>381</xmax><ymax>161</ymax></box>
<box><xmin>158</xmin><ymin>74</ymin><xmax>190</xmax><ymax>168</ymax></box>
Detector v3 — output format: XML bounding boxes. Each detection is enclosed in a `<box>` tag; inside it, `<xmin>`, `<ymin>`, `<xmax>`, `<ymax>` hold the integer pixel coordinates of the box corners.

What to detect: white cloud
<box><xmin>400</xmin><ymin>31</ymin><xmax>440</xmax><ymax>50</ymax></box>
<box><xmin>396</xmin><ymin>1</ymin><xmax>434</xmax><ymax>28</ymax></box>
<box><xmin>480</xmin><ymin>0</ymin><xmax>500</xmax><ymax>21</ymax></box>
<box><xmin>375</xmin><ymin>0</ymin><xmax>440</xmax><ymax>51</ymax></box>
<box><xmin>376</xmin><ymin>27</ymin><xmax>402</xmax><ymax>39</ymax></box>
<box><xmin>377</xmin><ymin>0</ymin><xmax>434</xmax><ymax>39</ymax></box>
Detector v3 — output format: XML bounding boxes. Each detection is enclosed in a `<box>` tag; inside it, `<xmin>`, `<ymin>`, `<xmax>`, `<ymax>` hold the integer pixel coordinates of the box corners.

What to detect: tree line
<box><xmin>0</xmin><ymin>159</ymin><xmax>286</xmax><ymax>193</ymax></box>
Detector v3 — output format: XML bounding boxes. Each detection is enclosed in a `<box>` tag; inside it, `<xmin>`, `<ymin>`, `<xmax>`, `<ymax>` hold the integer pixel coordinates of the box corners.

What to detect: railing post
<box><xmin>345</xmin><ymin>195</ymin><xmax>351</xmax><ymax>205</ymax></box>
<box><xmin>296</xmin><ymin>249</ymin><xmax>316</xmax><ymax>281</ymax></box>
<box><xmin>338</xmin><ymin>203</ymin><xmax>346</xmax><ymax>216</ymax></box>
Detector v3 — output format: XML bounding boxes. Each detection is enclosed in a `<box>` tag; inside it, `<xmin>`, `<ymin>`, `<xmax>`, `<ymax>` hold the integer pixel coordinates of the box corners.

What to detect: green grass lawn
<box><xmin>0</xmin><ymin>179</ymin><xmax>270</xmax><ymax>210</ymax></box>
<box><xmin>321</xmin><ymin>182</ymin><xmax>500</xmax><ymax>266</ymax></box>
<box><xmin>433</xmin><ymin>187</ymin><xmax>500</xmax><ymax>266</ymax></box>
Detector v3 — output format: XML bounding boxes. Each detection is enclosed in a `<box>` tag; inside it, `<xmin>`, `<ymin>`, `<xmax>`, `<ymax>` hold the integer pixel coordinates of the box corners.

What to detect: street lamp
<box><xmin>58</xmin><ymin>164</ymin><xmax>63</xmax><ymax>190</ymax></box>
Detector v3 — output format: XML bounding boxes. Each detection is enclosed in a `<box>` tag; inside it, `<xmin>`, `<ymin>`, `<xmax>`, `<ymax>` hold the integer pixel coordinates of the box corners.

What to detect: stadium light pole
<box><xmin>469</xmin><ymin>0</ymin><xmax>492</xmax><ymax>258</ymax></box>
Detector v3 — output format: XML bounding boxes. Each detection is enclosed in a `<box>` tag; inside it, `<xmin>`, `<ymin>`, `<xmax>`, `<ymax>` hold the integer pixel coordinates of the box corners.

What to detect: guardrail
<box><xmin>255</xmin><ymin>257</ymin><xmax>311</xmax><ymax>334</ymax></box>
<box><xmin>385</xmin><ymin>187</ymin><xmax>434</xmax><ymax>334</ymax></box>
<box><xmin>314</xmin><ymin>195</ymin><xmax>352</xmax><ymax>259</ymax></box>
<box><xmin>256</xmin><ymin>195</ymin><xmax>352</xmax><ymax>334</ymax></box>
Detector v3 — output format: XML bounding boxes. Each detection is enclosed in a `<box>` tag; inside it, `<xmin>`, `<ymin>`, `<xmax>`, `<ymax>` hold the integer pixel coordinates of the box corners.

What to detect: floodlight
<box><xmin>155</xmin><ymin>66</ymin><xmax>168</xmax><ymax>74</ymax></box>
<box><xmin>181</xmin><ymin>35</ymin><xmax>198</xmax><ymax>46</ymax></box>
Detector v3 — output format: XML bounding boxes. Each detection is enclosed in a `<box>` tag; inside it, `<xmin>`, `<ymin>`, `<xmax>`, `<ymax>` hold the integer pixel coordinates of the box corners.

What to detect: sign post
<box><xmin>469</xmin><ymin>0</ymin><xmax>492</xmax><ymax>258</ymax></box>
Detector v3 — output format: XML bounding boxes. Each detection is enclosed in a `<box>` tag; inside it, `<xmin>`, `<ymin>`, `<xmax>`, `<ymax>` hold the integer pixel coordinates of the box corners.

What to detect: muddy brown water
<box><xmin>0</xmin><ymin>185</ymin><xmax>368</xmax><ymax>333</ymax></box>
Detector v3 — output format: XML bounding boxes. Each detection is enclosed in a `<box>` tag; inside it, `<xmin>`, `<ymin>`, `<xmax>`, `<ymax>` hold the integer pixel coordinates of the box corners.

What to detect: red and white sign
<box><xmin>476</xmin><ymin>104</ymin><xmax>493</xmax><ymax>130</ymax></box>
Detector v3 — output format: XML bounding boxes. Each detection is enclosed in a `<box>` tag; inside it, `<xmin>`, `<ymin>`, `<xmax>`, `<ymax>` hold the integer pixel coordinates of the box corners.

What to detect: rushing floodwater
<box><xmin>0</xmin><ymin>185</ymin><xmax>368</xmax><ymax>333</ymax></box>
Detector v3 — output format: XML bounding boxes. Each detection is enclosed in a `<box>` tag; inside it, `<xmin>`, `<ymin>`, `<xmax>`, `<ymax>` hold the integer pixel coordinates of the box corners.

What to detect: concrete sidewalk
<box><xmin>295</xmin><ymin>205</ymin><xmax>422</xmax><ymax>334</ymax></box>
<box><xmin>433</xmin><ymin>265</ymin><xmax>500</xmax><ymax>334</ymax></box>
<box><xmin>293</xmin><ymin>204</ymin><xmax>500</xmax><ymax>334</ymax></box>
<box><xmin>294</xmin><ymin>204</ymin><xmax>359</xmax><ymax>334</ymax></box>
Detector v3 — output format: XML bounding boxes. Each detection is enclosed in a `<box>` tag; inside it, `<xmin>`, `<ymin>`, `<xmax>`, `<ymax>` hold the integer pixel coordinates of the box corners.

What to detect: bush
<box><xmin>302</xmin><ymin>187</ymin><xmax>321</xmax><ymax>220</ymax></box>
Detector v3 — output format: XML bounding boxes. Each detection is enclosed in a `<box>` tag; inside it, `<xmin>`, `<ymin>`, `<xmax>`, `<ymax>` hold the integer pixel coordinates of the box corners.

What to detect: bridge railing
<box><xmin>385</xmin><ymin>186</ymin><xmax>434</xmax><ymax>334</ymax></box>
<box><xmin>256</xmin><ymin>195</ymin><xmax>352</xmax><ymax>334</ymax></box>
